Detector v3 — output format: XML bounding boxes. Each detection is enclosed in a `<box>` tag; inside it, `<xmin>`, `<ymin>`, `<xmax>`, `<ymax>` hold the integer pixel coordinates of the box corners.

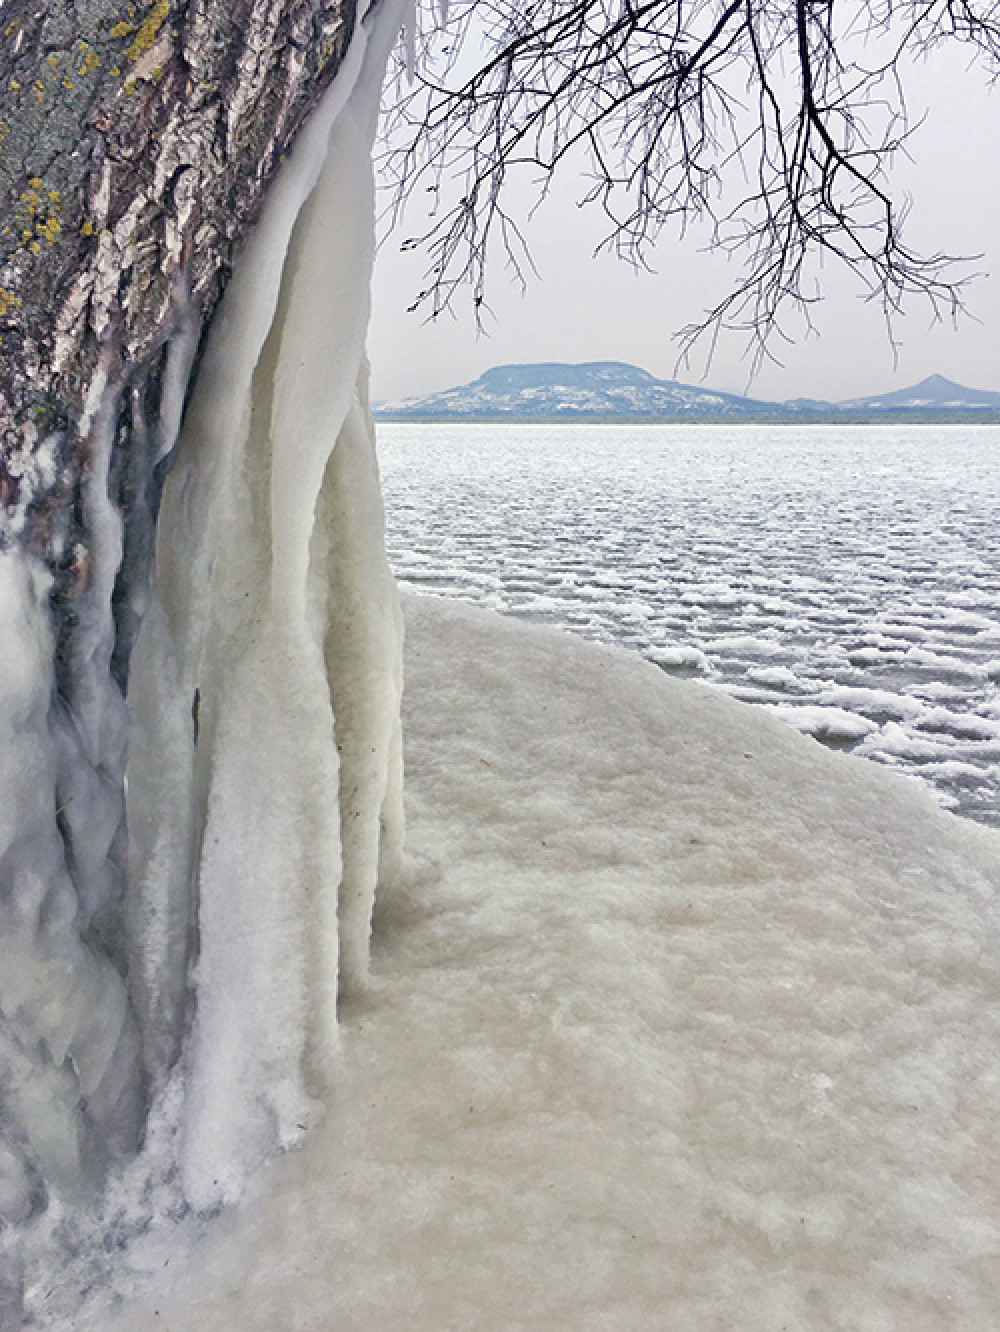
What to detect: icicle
<box><xmin>154</xmin><ymin>280</ymin><xmax>201</xmax><ymax>467</ymax></box>
<box><xmin>127</xmin><ymin>0</ymin><xmax>409</xmax><ymax>1210</ymax></box>
<box><xmin>315</xmin><ymin>360</ymin><xmax>404</xmax><ymax>997</ymax></box>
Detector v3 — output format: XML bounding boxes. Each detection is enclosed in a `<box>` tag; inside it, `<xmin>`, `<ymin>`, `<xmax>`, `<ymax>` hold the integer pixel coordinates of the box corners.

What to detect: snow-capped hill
<box><xmin>839</xmin><ymin>374</ymin><xmax>1000</xmax><ymax>412</ymax></box>
<box><xmin>376</xmin><ymin>364</ymin><xmax>1000</xmax><ymax>420</ymax></box>
<box><xmin>378</xmin><ymin>360</ymin><xmax>778</xmax><ymax>418</ymax></box>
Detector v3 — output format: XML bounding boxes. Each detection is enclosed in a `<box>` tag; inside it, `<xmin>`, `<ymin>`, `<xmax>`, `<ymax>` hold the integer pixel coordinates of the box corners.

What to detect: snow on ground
<box><xmin>65</xmin><ymin>595</ymin><xmax>1000</xmax><ymax>1330</ymax></box>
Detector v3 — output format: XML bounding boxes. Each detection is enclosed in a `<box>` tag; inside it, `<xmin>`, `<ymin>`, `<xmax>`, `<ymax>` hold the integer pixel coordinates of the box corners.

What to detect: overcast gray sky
<box><xmin>369</xmin><ymin>41</ymin><xmax>999</xmax><ymax>406</ymax></box>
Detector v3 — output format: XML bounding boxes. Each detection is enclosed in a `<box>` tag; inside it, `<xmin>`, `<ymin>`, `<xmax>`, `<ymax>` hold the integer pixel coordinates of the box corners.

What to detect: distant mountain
<box><xmin>836</xmin><ymin>374</ymin><xmax>1000</xmax><ymax>412</ymax></box>
<box><xmin>375</xmin><ymin>363</ymin><xmax>1000</xmax><ymax>421</ymax></box>
<box><xmin>377</xmin><ymin>361</ymin><xmax>779</xmax><ymax>419</ymax></box>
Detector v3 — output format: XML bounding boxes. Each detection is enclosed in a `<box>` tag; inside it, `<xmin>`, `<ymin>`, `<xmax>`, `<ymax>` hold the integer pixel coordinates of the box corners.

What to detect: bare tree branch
<box><xmin>379</xmin><ymin>0</ymin><xmax>999</xmax><ymax>369</ymax></box>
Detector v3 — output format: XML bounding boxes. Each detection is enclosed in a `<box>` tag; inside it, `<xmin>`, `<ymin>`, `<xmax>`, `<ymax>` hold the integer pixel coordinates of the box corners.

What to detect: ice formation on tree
<box><xmin>0</xmin><ymin>0</ymin><xmax>407</xmax><ymax>1250</ymax></box>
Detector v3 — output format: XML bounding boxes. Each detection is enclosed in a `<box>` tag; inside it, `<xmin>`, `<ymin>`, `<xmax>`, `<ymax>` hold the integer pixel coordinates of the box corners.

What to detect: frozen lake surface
<box><xmin>379</xmin><ymin>422</ymin><xmax>1000</xmax><ymax>825</ymax></box>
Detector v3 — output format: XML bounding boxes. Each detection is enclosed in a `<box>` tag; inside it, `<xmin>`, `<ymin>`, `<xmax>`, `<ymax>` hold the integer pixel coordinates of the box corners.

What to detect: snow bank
<box><xmin>66</xmin><ymin>596</ymin><xmax>1000</xmax><ymax>1331</ymax></box>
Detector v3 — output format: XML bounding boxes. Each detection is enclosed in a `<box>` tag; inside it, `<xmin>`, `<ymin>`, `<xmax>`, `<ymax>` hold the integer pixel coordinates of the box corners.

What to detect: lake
<box><xmin>377</xmin><ymin>422</ymin><xmax>1000</xmax><ymax>826</ymax></box>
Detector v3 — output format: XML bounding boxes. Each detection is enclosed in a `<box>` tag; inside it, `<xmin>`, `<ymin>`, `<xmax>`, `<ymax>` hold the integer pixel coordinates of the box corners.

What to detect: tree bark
<box><xmin>0</xmin><ymin>0</ymin><xmax>366</xmax><ymax>1256</ymax></box>
<box><xmin>1</xmin><ymin>0</ymin><xmax>355</xmax><ymax>586</ymax></box>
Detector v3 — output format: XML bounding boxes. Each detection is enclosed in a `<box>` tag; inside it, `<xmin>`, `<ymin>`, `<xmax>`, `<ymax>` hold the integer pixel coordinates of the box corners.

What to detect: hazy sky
<box><xmin>369</xmin><ymin>41</ymin><xmax>998</xmax><ymax>405</ymax></box>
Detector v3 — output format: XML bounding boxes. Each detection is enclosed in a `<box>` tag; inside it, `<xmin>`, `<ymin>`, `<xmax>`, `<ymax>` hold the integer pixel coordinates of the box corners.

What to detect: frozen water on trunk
<box><xmin>126</xmin><ymin>0</ymin><xmax>406</xmax><ymax>1213</ymax></box>
<box><xmin>0</xmin><ymin>0</ymin><xmax>407</xmax><ymax>1311</ymax></box>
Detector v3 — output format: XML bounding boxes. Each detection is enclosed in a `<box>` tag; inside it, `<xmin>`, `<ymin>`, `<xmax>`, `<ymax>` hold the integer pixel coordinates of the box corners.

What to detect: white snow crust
<box><xmin>763</xmin><ymin>703</ymin><xmax>879</xmax><ymax>743</ymax></box>
<box><xmin>63</xmin><ymin>596</ymin><xmax>1000</xmax><ymax>1331</ymax></box>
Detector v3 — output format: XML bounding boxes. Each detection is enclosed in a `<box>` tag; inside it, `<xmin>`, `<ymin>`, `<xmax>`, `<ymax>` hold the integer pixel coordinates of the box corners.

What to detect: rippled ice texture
<box><xmin>379</xmin><ymin>423</ymin><xmax>1000</xmax><ymax>825</ymax></box>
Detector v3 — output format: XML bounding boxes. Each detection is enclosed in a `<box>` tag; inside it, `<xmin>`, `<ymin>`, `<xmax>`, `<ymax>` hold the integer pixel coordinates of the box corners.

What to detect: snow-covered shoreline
<box><xmin>61</xmin><ymin>595</ymin><xmax>1000</xmax><ymax>1330</ymax></box>
<box><xmin>378</xmin><ymin>421</ymin><xmax>1000</xmax><ymax>827</ymax></box>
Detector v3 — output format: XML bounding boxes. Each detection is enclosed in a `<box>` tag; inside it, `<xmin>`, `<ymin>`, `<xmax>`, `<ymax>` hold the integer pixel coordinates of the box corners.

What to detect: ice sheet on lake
<box><xmin>61</xmin><ymin>595</ymin><xmax>1000</xmax><ymax>1331</ymax></box>
<box><xmin>378</xmin><ymin>421</ymin><xmax>1000</xmax><ymax>824</ymax></box>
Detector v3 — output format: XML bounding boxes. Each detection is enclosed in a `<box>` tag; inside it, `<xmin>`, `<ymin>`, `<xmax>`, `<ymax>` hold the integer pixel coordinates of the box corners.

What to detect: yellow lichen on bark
<box><xmin>78</xmin><ymin>46</ymin><xmax>102</xmax><ymax>76</ymax></box>
<box><xmin>126</xmin><ymin>0</ymin><xmax>171</xmax><ymax>63</ymax></box>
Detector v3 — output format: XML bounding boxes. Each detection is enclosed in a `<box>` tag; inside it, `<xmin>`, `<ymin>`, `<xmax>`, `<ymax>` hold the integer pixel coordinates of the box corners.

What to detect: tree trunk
<box><xmin>1</xmin><ymin>0</ymin><xmax>356</xmax><ymax>584</ymax></box>
<box><xmin>0</xmin><ymin>0</ymin><xmax>377</xmax><ymax>1257</ymax></box>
